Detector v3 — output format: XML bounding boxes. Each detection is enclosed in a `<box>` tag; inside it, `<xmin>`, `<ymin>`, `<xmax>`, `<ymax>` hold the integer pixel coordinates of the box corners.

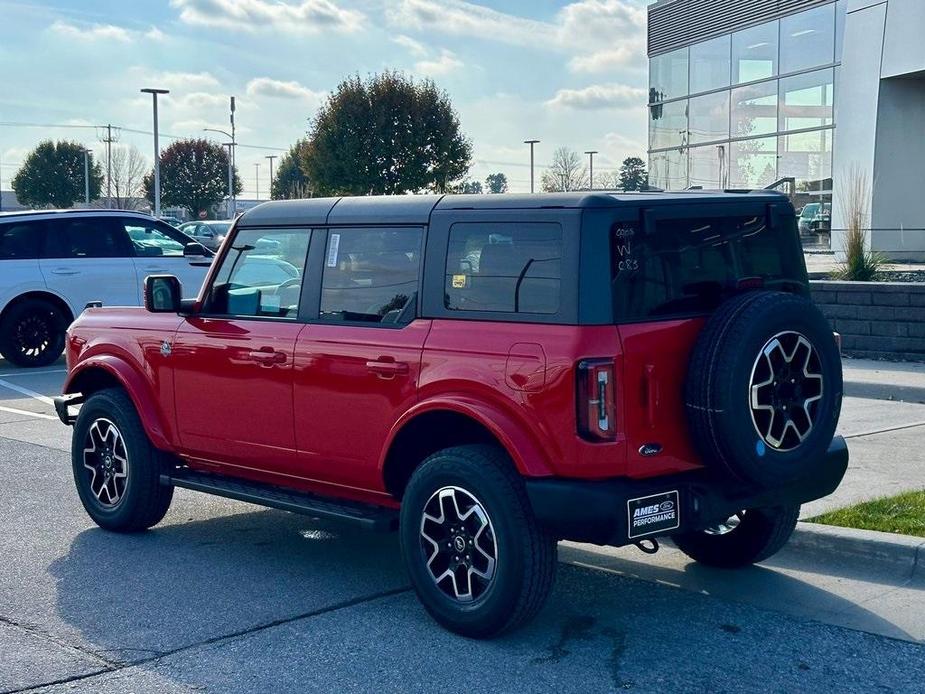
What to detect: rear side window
<box><xmin>0</xmin><ymin>222</ymin><xmax>42</xmax><ymax>259</ymax></box>
<box><xmin>612</xmin><ymin>214</ymin><xmax>803</xmax><ymax>321</ymax></box>
<box><xmin>445</xmin><ymin>222</ymin><xmax>562</xmax><ymax>314</ymax></box>
<box><xmin>44</xmin><ymin>218</ymin><xmax>131</xmax><ymax>258</ymax></box>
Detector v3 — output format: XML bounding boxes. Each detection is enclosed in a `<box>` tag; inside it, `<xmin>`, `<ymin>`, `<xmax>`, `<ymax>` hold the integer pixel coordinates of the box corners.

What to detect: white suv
<box><xmin>0</xmin><ymin>210</ymin><xmax>213</xmax><ymax>367</ymax></box>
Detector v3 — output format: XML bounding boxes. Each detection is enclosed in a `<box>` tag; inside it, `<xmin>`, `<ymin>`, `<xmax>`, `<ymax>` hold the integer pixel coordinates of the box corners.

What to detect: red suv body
<box><xmin>56</xmin><ymin>192</ymin><xmax>847</xmax><ymax>637</ymax></box>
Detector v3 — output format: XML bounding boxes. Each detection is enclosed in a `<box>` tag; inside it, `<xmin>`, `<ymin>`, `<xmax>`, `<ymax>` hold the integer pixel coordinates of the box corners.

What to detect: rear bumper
<box><xmin>525</xmin><ymin>435</ymin><xmax>849</xmax><ymax>547</ymax></box>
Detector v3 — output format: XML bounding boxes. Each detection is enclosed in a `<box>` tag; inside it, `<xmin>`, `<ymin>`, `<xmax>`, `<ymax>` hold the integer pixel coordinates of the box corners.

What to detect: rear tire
<box><xmin>0</xmin><ymin>298</ymin><xmax>67</xmax><ymax>368</ymax></box>
<box><xmin>72</xmin><ymin>388</ymin><xmax>174</xmax><ymax>532</ymax></box>
<box><xmin>672</xmin><ymin>505</ymin><xmax>799</xmax><ymax>568</ymax></box>
<box><xmin>400</xmin><ymin>445</ymin><xmax>557</xmax><ymax>638</ymax></box>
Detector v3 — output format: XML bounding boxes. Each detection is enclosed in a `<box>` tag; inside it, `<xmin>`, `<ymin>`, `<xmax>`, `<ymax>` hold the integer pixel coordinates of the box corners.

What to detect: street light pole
<box><xmin>524</xmin><ymin>139</ymin><xmax>540</xmax><ymax>193</ymax></box>
<box><xmin>141</xmin><ymin>88</ymin><xmax>169</xmax><ymax>217</ymax></box>
<box><xmin>204</xmin><ymin>128</ymin><xmax>236</xmax><ymax>218</ymax></box>
<box><xmin>585</xmin><ymin>150</ymin><xmax>598</xmax><ymax>190</ymax></box>
<box><xmin>265</xmin><ymin>155</ymin><xmax>277</xmax><ymax>199</ymax></box>
<box><xmin>254</xmin><ymin>163</ymin><xmax>260</xmax><ymax>200</ymax></box>
<box><xmin>83</xmin><ymin>148</ymin><xmax>92</xmax><ymax>205</ymax></box>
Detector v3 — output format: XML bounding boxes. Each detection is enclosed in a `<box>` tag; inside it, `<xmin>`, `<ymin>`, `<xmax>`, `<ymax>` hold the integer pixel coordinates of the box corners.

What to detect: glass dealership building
<box><xmin>647</xmin><ymin>0</ymin><xmax>925</xmax><ymax>259</ymax></box>
<box><xmin>648</xmin><ymin>0</ymin><xmax>844</xmax><ymax>209</ymax></box>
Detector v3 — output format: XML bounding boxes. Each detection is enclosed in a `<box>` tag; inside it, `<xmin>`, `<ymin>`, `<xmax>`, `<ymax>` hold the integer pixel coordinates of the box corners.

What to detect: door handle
<box><xmin>366</xmin><ymin>359</ymin><xmax>409</xmax><ymax>377</ymax></box>
<box><xmin>50</xmin><ymin>269</ymin><xmax>80</xmax><ymax>276</ymax></box>
<box><xmin>247</xmin><ymin>349</ymin><xmax>287</xmax><ymax>365</ymax></box>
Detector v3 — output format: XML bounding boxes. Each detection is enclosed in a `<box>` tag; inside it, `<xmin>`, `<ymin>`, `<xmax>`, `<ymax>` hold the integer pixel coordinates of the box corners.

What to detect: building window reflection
<box><xmin>779</xmin><ymin>69</ymin><xmax>834</xmax><ymax>132</ymax></box>
<box><xmin>690</xmin><ymin>35</ymin><xmax>731</xmax><ymax>93</ymax></box>
<box><xmin>730</xmin><ymin>137</ymin><xmax>778</xmax><ymax>189</ymax></box>
<box><xmin>780</xmin><ymin>4</ymin><xmax>836</xmax><ymax>74</ymax></box>
<box><xmin>731</xmin><ymin>20</ymin><xmax>778</xmax><ymax>84</ymax></box>
<box><xmin>732</xmin><ymin>81</ymin><xmax>778</xmax><ymax>137</ymax></box>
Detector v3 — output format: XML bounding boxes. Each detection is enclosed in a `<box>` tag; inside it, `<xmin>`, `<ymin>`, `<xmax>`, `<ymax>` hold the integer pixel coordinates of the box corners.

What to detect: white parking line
<box><xmin>0</xmin><ymin>405</ymin><xmax>57</xmax><ymax>421</ymax></box>
<box><xmin>0</xmin><ymin>368</ymin><xmax>67</xmax><ymax>378</ymax></box>
<box><xmin>0</xmin><ymin>378</ymin><xmax>56</xmax><ymax>406</ymax></box>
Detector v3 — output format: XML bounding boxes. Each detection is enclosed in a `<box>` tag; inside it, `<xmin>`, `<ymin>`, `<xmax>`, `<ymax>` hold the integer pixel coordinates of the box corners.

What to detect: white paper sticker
<box><xmin>327</xmin><ymin>233</ymin><xmax>341</xmax><ymax>267</ymax></box>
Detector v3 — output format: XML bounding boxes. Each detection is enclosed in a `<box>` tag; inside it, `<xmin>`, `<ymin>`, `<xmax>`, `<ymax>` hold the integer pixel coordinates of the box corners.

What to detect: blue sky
<box><xmin>0</xmin><ymin>0</ymin><xmax>649</xmax><ymax>195</ymax></box>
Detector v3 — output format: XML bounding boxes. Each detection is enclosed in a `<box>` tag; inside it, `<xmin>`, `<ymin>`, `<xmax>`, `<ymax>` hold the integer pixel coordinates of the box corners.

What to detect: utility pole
<box><xmin>230</xmin><ymin>96</ymin><xmax>236</xmax><ymax>213</ymax></box>
<box><xmin>524</xmin><ymin>139</ymin><xmax>540</xmax><ymax>194</ymax></box>
<box><xmin>585</xmin><ymin>150</ymin><xmax>598</xmax><ymax>190</ymax></box>
<box><xmin>83</xmin><ymin>148</ymin><xmax>92</xmax><ymax>205</ymax></box>
<box><xmin>254</xmin><ymin>163</ymin><xmax>260</xmax><ymax>200</ymax></box>
<box><xmin>100</xmin><ymin>124</ymin><xmax>117</xmax><ymax>208</ymax></box>
<box><xmin>265</xmin><ymin>155</ymin><xmax>277</xmax><ymax>199</ymax></box>
<box><xmin>224</xmin><ymin>144</ymin><xmax>233</xmax><ymax>218</ymax></box>
<box><xmin>141</xmin><ymin>89</ymin><xmax>170</xmax><ymax>217</ymax></box>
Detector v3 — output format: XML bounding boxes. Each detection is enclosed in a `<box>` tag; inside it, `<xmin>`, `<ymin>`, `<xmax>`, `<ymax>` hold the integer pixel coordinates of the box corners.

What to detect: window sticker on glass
<box><xmin>452</xmin><ymin>274</ymin><xmax>468</xmax><ymax>289</ymax></box>
<box><xmin>327</xmin><ymin>233</ymin><xmax>341</xmax><ymax>267</ymax></box>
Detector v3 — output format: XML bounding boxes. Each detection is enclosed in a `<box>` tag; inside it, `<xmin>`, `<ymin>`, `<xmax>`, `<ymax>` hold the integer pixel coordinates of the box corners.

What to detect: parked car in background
<box><xmin>179</xmin><ymin>220</ymin><xmax>232</xmax><ymax>251</ymax></box>
<box><xmin>159</xmin><ymin>216</ymin><xmax>183</xmax><ymax>228</ymax></box>
<box><xmin>0</xmin><ymin>210</ymin><xmax>212</xmax><ymax>367</ymax></box>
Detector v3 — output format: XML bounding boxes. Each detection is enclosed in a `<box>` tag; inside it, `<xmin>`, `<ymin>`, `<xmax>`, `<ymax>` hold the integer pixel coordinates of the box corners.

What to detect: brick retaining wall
<box><xmin>810</xmin><ymin>281</ymin><xmax>925</xmax><ymax>361</ymax></box>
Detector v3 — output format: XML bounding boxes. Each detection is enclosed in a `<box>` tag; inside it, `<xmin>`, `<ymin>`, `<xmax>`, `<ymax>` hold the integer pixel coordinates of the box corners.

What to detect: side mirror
<box><xmin>184</xmin><ymin>242</ymin><xmax>208</xmax><ymax>257</ymax></box>
<box><xmin>144</xmin><ymin>275</ymin><xmax>182</xmax><ymax>313</ymax></box>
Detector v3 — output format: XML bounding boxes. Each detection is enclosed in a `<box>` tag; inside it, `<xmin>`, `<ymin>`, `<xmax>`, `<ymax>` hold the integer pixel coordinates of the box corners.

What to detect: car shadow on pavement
<box><xmin>559</xmin><ymin>544</ymin><xmax>919</xmax><ymax>643</ymax></box>
<box><xmin>47</xmin><ymin>507</ymin><xmax>409</xmax><ymax>664</ymax></box>
<box><xmin>38</xmin><ymin>507</ymin><xmax>925</xmax><ymax>692</ymax></box>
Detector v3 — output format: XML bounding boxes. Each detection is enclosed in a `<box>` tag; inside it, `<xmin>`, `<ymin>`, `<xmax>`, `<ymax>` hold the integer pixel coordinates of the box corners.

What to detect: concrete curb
<box><xmin>791</xmin><ymin>522</ymin><xmax>925</xmax><ymax>579</ymax></box>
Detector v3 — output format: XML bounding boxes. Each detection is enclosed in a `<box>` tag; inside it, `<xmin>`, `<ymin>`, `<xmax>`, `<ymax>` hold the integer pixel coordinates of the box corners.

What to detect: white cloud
<box><xmin>569</xmin><ymin>44</ymin><xmax>643</xmax><ymax>73</ymax></box>
<box><xmin>386</xmin><ymin>0</ymin><xmax>555</xmax><ymax>47</ymax></box>
<box><xmin>558</xmin><ymin>1</ymin><xmax>647</xmax><ymax>73</ymax></box>
<box><xmin>127</xmin><ymin>68</ymin><xmax>221</xmax><ymax>92</ymax></box>
<box><xmin>49</xmin><ymin>20</ymin><xmax>132</xmax><ymax>42</ymax></box>
<box><xmin>170</xmin><ymin>0</ymin><xmax>364</xmax><ymax>35</ymax></box>
<box><xmin>546</xmin><ymin>83</ymin><xmax>646</xmax><ymax>110</ymax></box>
<box><xmin>392</xmin><ymin>34</ymin><xmax>428</xmax><ymax>57</ymax></box>
<box><xmin>145</xmin><ymin>26</ymin><xmax>167</xmax><ymax>41</ymax></box>
<box><xmin>246</xmin><ymin>77</ymin><xmax>325</xmax><ymax>103</ymax></box>
<box><xmin>414</xmin><ymin>50</ymin><xmax>463</xmax><ymax>77</ymax></box>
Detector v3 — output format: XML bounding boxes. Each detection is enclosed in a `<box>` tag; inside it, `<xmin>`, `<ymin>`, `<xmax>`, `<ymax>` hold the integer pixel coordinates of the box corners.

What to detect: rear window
<box><xmin>445</xmin><ymin>222</ymin><xmax>562</xmax><ymax>315</ymax></box>
<box><xmin>612</xmin><ymin>213</ymin><xmax>804</xmax><ymax>321</ymax></box>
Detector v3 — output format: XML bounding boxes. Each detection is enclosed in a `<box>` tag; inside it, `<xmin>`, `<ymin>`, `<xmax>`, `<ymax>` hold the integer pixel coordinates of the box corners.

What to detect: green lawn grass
<box><xmin>807</xmin><ymin>489</ymin><xmax>925</xmax><ymax>538</ymax></box>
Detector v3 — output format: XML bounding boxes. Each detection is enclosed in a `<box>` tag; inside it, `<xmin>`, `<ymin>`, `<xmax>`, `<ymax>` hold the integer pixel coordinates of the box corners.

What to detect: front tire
<box><xmin>672</xmin><ymin>505</ymin><xmax>800</xmax><ymax>568</ymax></box>
<box><xmin>400</xmin><ymin>445</ymin><xmax>557</xmax><ymax>638</ymax></box>
<box><xmin>0</xmin><ymin>298</ymin><xmax>67</xmax><ymax>368</ymax></box>
<box><xmin>72</xmin><ymin>388</ymin><xmax>174</xmax><ymax>532</ymax></box>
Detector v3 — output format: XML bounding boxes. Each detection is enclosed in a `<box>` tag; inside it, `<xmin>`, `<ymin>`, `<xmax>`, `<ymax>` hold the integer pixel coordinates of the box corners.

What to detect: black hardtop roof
<box><xmin>236</xmin><ymin>189</ymin><xmax>789</xmax><ymax>227</ymax></box>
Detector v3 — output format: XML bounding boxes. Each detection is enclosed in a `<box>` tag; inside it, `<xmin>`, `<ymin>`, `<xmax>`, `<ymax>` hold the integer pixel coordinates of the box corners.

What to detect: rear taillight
<box><xmin>576</xmin><ymin>359</ymin><xmax>616</xmax><ymax>442</ymax></box>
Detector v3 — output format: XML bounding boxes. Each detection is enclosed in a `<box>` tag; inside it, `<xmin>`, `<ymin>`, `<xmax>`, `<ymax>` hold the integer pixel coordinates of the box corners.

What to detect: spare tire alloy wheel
<box><xmin>749</xmin><ymin>331</ymin><xmax>823</xmax><ymax>452</ymax></box>
<box><xmin>82</xmin><ymin>418</ymin><xmax>129</xmax><ymax>508</ymax></box>
<box><xmin>420</xmin><ymin>486</ymin><xmax>497</xmax><ymax>603</ymax></box>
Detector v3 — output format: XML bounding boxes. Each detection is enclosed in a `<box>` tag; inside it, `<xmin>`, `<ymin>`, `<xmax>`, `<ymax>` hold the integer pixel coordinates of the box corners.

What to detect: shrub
<box><xmin>830</xmin><ymin>168</ymin><xmax>885</xmax><ymax>282</ymax></box>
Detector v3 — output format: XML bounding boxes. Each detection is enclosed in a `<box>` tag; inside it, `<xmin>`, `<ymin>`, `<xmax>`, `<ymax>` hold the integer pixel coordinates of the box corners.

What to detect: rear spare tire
<box><xmin>685</xmin><ymin>290</ymin><xmax>842</xmax><ymax>487</ymax></box>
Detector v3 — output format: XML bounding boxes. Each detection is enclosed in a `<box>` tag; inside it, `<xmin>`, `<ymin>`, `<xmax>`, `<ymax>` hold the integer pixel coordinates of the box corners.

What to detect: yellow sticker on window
<box><xmin>452</xmin><ymin>274</ymin><xmax>467</xmax><ymax>289</ymax></box>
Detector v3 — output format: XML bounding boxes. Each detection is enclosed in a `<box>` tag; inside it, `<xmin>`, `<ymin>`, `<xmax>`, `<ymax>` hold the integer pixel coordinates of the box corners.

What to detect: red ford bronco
<box><xmin>56</xmin><ymin>192</ymin><xmax>846</xmax><ymax>637</ymax></box>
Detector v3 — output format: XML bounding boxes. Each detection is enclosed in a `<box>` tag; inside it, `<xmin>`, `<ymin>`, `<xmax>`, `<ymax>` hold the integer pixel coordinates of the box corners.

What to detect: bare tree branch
<box><xmin>541</xmin><ymin>147</ymin><xmax>588</xmax><ymax>192</ymax></box>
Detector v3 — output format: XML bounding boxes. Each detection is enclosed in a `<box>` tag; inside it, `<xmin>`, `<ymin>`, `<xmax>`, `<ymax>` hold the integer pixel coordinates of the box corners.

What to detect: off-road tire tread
<box><xmin>403</xmin><ymin>444</ymin><xmax>556</xmax><ymax>637</ymax></box>
<box><xmin>673</xmin><ymin>504</ymin><xmax>800</xmax><ymax>568</ymax></box>
<box><xmin>73</xmin><ymin>388</ymin><xmax>173</xmax><ymax>532</ymax></box>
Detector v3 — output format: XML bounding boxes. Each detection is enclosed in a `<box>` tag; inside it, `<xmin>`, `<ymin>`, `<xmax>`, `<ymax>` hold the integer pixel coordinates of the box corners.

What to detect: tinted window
<box><xmin>0</xmin><ymin>222</ymin><xmax>42</xmax><ymax>259</ymax></box>
<box><xmin>445</xmin><ymin>223</ymin><xmax>562</xmax><ymax>315</ymax></box>
<box><xmin>612</xmin><ymin>214</ymin><xmax>803</xmax><ymax>321</ymax></box>
<box><xmin>209</xmin><ymin>228</ymin><xmax>310</xmax><ymax>318</ymax></box>
<box><xmin>320</xmin><ymin>228</ymin><xmax>422</xmax><ymax>325</ymax></box>
<box><xmin>44</xmin><ymin>218</ymin><xmax>130</xmax><ymax>258</ymax></box>
<box><xmin>122</xmin><ymin>219</ymin><xmax>189</xmax><ymax>257</ymax></box>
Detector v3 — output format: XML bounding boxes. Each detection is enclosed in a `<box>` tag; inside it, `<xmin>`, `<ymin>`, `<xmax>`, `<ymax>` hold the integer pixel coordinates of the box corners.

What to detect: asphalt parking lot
<box><xmin>1</xmin><ymin>359</ymin><xmax>924</xmax><ymax>693</ymax></box>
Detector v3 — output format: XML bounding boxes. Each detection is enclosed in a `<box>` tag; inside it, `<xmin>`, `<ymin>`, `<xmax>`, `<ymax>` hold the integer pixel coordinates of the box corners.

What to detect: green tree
<box><xmin>144</xmin><ymin>139</ymin><xmax>242</xmax><ymax>217</ymax></box>
<box><xmin>451</xmin><ymin>179</ymin><xmax>482</xmax><ymax>194</ymax></box>
<box><xmin>272</xmin><ymin>140</ymin><xmax>312</xmax><ymax>200</ymax></box>
<box><xmin>12</xmin><ymin>140</ymin><xmax>102</xmax><ymax>208</ymax></box>
<box><xmin>484</xmin><ymin>172</ymin><xmax>508</xmax><ymax>194</ymax></box>
<box><xmin>304</xmin><ymin>71</ymin><xmax>472</xmax><ymax>195</ymax></box>
<box><xmin>618</xmin><ymin>157</ymin><xmax>648</xmax><ymax>191</ymax></box>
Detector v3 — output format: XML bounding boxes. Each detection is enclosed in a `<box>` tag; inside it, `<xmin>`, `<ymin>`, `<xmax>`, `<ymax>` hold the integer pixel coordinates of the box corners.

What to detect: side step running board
<box><xmin>161</xmin><ymin>470</ymin><xmax>398</xmax><ymax>532</ymax></box>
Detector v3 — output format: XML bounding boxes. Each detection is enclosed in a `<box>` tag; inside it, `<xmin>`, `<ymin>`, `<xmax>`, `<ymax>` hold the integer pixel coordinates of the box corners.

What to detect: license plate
<box><xmin>627</xmin><ymin>491</ymin><xmax>680</xmax><ymax>539</ymax></box>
